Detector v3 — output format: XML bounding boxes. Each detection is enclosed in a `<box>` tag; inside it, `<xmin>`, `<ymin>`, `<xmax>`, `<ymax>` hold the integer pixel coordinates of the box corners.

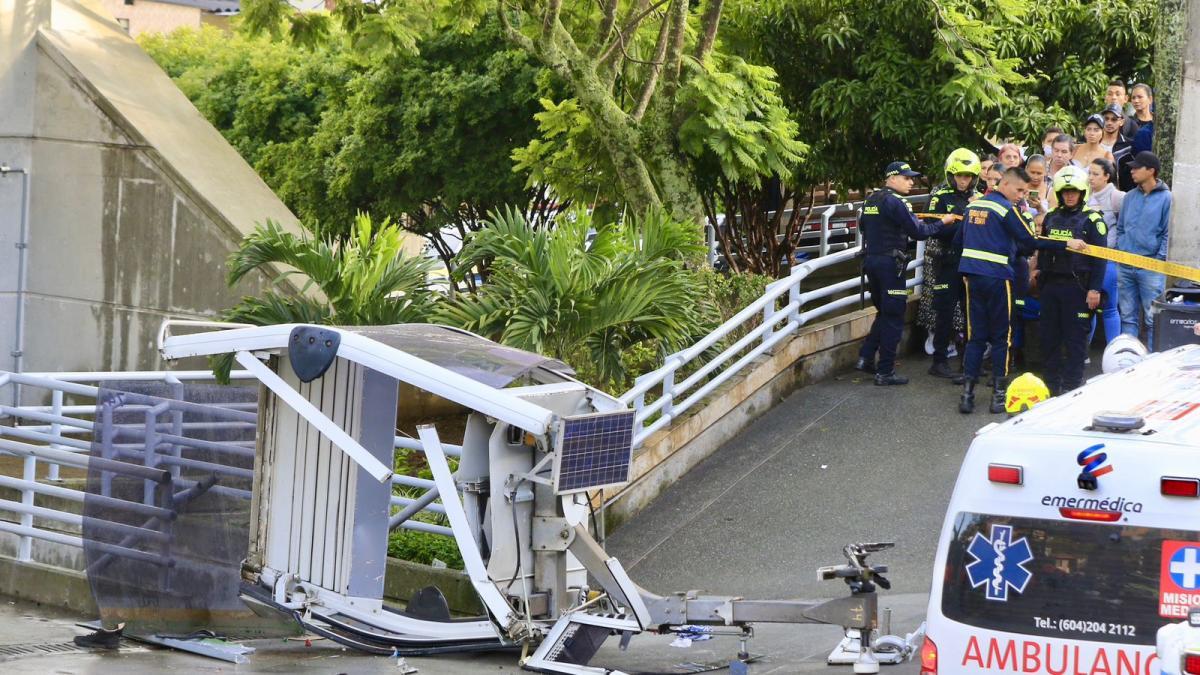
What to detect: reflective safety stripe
<box><xmin>972</xmin><ymin>201</ymin><xmax>1009</xmax><ymax>216</ymax></box>
<box><xmin>1004</xmin><ymin>280</ymin><xmax>1012</xmax><ymax>377</ymax></box>
<box><xmin>887</xmin><ymin>289</ymin><xmax>911</xmax><ymax>296</ymax></box>
<box><xmin>963</xmin><ymin>276</ymin><xmax>972</xmax><ymax>342</ymax></box>
<box><xmin>1077</xmin><ymin>312</ymin><xmax>1092</xmax><ymax>319</ymax></box>
<box><xmin>962</xmin><ymin>248</ymin><xmax>1009</xmax><ymax>264</ymax></box>
<box><xmin>1014</xmin><ymin>208</ymin><xmax>1036</xmax><ymax>236</ymax></box>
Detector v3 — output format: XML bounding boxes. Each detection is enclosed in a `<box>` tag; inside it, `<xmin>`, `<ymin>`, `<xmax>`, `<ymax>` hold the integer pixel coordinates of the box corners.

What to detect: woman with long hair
<box><xmin>1085</xmin><ymin>158</ymin><xmax>1124</xmax><ymax>348</ymax></box>
<box><xmin>1074</xmin><ymin>115</ymin><xmax>1115</xmax><ymax>167</ymax></box>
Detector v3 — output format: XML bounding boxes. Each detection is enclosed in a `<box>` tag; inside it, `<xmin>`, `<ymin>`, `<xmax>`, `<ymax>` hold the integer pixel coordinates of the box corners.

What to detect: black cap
<box><xmin>1129</xmin><ymin>151</ymin><xmax>1161</xmax><ymax>173</ymax></box>
<box><xmin>1101</xmin><ymin>103</ymin><xmax>1125</xmax><ymax>119</ymax></box>
<box><xmin>884</xmin><ymin>161</ymin><xmax>922</xmax><ymax>178</ymax></box>
<box><xmin>1084</xmin><ymin>114</ymin><xmax>1104</xmax><ymax>128</ymax></box>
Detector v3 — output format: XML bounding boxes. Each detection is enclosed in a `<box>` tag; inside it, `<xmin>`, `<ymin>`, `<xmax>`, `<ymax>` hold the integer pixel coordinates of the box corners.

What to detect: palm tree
<box><xmin>438</xmin><ymin>207</ymin><xmax>711</xmax><ymax>391</ymax></box>
<box><xmin>213</xmin><ymin>212</ymin><xmax>439</xmax><ymax>379</ymax></box>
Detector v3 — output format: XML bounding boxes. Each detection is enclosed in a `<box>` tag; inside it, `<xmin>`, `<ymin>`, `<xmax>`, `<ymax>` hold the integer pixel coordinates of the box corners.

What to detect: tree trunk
<box><xmin>1152</xmin><ymin>0</ymin><xmax>1189</xmax><ymax>185</ymax></box>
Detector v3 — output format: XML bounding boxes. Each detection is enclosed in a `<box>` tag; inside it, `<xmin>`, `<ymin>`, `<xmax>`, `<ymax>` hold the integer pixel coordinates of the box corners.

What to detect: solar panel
<box><xmin>552</xmin><ymin>410</ymin><xmax>635</xmax><ymax>495</ymax></box>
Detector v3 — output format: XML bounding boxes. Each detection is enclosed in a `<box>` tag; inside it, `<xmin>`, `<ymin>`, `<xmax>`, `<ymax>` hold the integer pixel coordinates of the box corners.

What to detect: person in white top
<box><xmin>1086</xmin><ymin>157</ymin><xmax>1124</xmax><ymax>348</ymax></box>
<box><xmin>1074</xmin><ymin>115</ymin><xmax>1115</xmax><ymax>167</ymax></box>
<box><xmin>1024</xmin><ymin>154</ymin><xmax>1053</xmax><ymax>224</ymax></box>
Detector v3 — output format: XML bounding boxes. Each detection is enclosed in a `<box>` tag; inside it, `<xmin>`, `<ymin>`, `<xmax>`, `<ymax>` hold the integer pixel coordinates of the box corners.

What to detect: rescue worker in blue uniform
<box><xmin>923</xmin><ymin>149</ymin><xmax>984</xmax><ymax>379</ymax></box>
<box><xmin>1036</xmin><ymin>166</ymin><xmax>1108</xmax><ymax>395</ymax></box>
<box><xmin>955</xmin><ymin>167</ymin><xmax>1086</xmax><ymax>413</ymax></box>
<box><xmin>856</xmin><ymin>161</ymin><xmax>955</xmax><ymax>385</ymax></box>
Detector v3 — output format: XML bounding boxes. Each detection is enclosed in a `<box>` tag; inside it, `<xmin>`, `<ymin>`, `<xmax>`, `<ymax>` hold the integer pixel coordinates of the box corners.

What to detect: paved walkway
<box><xmin>0</xmin><ymin>360</ymin><xmax>1013</xmax><ymax>673</ymax></box>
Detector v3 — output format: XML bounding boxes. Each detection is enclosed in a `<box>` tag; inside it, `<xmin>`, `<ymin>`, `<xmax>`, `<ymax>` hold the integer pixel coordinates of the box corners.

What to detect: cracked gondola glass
<box><xmin>82</xmin><ymin>381</ymin><xmax>258</xmax><ymax>635</ymax></box>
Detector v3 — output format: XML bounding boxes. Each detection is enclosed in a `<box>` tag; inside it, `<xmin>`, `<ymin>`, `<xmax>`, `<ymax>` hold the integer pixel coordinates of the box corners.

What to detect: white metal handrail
<box><xmin>626</xmin><ymin>193</ymin><xmax>934</xmax><ymax>448</ymax></box>
<box><xmin>619</xmin><ymin>240</ymin><xmax>926</xmax><ymax>448</ymax></box>
<box><xmin>0</xmin><ymin>369</ymin><xmax>469</xmax><ymax>569</ymax></box>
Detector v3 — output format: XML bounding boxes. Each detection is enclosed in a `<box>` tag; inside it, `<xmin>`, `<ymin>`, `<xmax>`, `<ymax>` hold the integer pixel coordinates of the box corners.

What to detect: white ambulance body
<box><xmin>922</xmin><ymin>345</ymin><xmax>1200</xmax><ymax>675</ymax></box>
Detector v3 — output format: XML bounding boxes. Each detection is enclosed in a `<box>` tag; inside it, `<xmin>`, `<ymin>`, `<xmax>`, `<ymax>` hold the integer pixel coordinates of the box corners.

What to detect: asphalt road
<box><xmin>607</xmin><ymin>359</ymin><xmax>988</xmax><ymax>601</ymax></box>
<box><xmin>0</xmin><ymin>358</ymin><xmax>1001</xmax><ymax>674</ymax></box>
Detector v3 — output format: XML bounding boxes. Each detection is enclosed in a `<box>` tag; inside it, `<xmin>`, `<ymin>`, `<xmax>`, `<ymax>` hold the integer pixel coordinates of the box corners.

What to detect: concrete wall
<box><xmin>99</xmin><ymin>0</ymin><xmax>199</xmax><ymax>37</ymax></box>
<box><xmin>0</xmin><ymin>0</ymin><xmax>304</xmax><ymax>378</ymax></box>
<box><xmin>1169</xmin><ymin>0</ymin><xmax>1200</xmax><ymax>266</ymax></box>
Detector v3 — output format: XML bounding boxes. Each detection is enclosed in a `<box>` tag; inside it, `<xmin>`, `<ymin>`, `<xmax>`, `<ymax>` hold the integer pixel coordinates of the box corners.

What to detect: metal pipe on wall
<box><xmin>2</xmin><ymin>165</ymin><xmax>30</xmax><ymax>406</ymax></box>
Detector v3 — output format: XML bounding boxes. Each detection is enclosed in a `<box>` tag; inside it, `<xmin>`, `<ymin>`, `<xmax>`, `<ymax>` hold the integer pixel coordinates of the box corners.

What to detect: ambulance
<box><xmin>921</xmin><ymin>345</ymin><xmax>1200</xmax><ymax>675</ymax></box>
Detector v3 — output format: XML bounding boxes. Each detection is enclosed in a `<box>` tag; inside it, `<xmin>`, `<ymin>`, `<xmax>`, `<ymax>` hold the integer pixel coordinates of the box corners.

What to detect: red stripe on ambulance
<box><xmin>960</xmin><ymin>635</ymin><xmax>1157</xmax><ymax>674</ymax></box>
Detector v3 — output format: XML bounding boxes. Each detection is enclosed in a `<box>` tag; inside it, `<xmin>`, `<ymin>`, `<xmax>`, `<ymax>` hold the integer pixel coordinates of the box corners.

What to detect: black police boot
<box><xmin>990</xmin><ymin>377</ymin><xmax>1009</xmax><ymax>414</ymax></box>
<box><xmin>855</xmin><ymin>357</ymin><xmax>876</xmax><ymax>375</ymax></box>
<box><xmin>951</xmin><ymin>373</ymin><xmax>966</xmax><ymax>385</ymax></box>
<box><xmin>73</xmin><ymin>623</ymin><xmax>123</xmax><ymax>650</ymax></box>
<box><xmin>928</xmin><ymin>360</ymin><xmax>956</xmax><ymax>379</ymax></box>
<box><xmin>874</xmin><ymin>371</ymin><xmax>909</xmax><ymax>386</ymax></box>
<box><xmin>959</xmin><ymin>379</ymin><xmax>976</xmax><ymax>414</ymax></box>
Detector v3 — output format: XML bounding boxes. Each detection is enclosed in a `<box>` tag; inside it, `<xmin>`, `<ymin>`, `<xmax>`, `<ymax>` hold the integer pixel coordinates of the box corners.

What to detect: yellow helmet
<box><xmin>1052</xmin><ymin>165</ymin><xmax>1090</xmax><ymax>204</ymax></box>
<box><xmin>1005</xmin><ymin>372</ymin><xmax>1051</xmax><ymax>414</ymax></box>
<box><xmin>944</xmin><ymin>148</ymin><xmax>981</xmax><ymax>184</ymax></box>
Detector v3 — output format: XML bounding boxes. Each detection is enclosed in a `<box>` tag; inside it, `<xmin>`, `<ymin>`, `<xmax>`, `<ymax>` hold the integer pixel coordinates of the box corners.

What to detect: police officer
<box><xmin>955</xmin><ymin>167</ymin><xmax>1086</xmax><ymax>413</ymax></box>
<box><xmin>924</xmin><ymin>149</ymin><xmax>983</xmax><ymax>378</ymax></box>
<box><xmin>856</xmin><ymin>161</ymin><xmax>953</xmax><ymax>385</ymax></box>
<box><xmin>1037</xmin><ymin>166</ymin><xmax>1108</xmax><ymax>395</ymax></box>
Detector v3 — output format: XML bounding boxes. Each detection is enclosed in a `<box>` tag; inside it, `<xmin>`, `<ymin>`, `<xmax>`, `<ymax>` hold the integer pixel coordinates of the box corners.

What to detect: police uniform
<box><xmin>858</xmin><ymin>168</ymin><xmax>942</xmax><ymax>383</ymax></box>
<box><xmin>1039</xmin><ymin>205</ymin><xmax>1107</xmax><ymax>394</ymax></box>
<box><xmin>924</xmin><ymin>183</ymin><xmax>981</xmax><ymax>369</ymax></box>
<box><xmin>955</xmin><ymin>192</ymin><xmax>1067</xmax><ymax>413</ymax></box>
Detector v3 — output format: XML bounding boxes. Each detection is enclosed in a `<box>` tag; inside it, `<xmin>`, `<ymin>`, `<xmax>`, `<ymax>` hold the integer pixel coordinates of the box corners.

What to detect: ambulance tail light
<box><xmin>987</xmin><ymin>463</ymin><xmax>1023</xmax><ymax>485</ymax></box>
<box><xmin>1162</xmin><ymin>477</ymin><xmax>1200</xmax><ymax>498</ymax></box>
<box><xmin>1059</xmin><ymin>508</ymin><xmax>1122</xmax><ymax>522</ymax></box>
<box><xmin>919</xmin><ymin>635</ymin><xmax>937</xmax><ymax>675</ymax></box>
<box><xmin>1184</xmin><ymin>652</ymin><xmax>1200</xmax><ymax>674</ymax></box>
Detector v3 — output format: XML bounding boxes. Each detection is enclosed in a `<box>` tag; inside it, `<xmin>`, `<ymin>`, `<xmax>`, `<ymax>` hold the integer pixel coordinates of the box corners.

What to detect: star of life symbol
<box><xmin>1169</xmin><ymin>546</ymin><xmax>1200</xmax><ymax>590</ymax></box>
<box><xmin>965</xmin><ymin>524</ymin><xmax>1034</xmax><ymax>602</ymax></box>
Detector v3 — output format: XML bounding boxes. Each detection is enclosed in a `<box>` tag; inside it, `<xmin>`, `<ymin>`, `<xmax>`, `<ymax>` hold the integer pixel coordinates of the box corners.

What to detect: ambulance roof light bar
<box><xmin>1090</xmin><ymin>412</ymin><xmax>1145</xmax><ymax>432</ymax></box>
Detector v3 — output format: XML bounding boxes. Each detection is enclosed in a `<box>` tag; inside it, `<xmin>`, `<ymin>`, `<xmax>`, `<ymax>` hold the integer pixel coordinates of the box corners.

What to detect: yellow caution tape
<box><xmin>913</xmin><ymin>212</ymin><xmax>1200</xmax><ymax>282</ymax></box>
<box><xmin>1043</xmin><ymin>239</ymin><xmax>1200</xmax><ymax>284</ymax></box>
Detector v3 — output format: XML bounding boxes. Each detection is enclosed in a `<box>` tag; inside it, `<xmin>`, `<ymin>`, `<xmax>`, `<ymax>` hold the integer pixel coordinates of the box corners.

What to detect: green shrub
<box><xmin>387</xmin><ymin>521</ymin><xmax>465</xmax><ymax>570</ymax></box>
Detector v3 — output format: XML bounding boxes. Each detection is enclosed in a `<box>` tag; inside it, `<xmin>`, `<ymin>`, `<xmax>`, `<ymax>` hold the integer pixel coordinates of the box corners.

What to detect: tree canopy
<box><xmin>141</xmin><ymin>21</ymin><xmax>556</xmax><ymax>270</ymax></box>
<box><xmin>438</xmin><ymin>207</ymin><xmax>713</xmax><ymax>390</ymax></box>
<box><xmin>237</xmin><ymin>0</ymin><xmax>809</xmax><ymax>224</ymax></box>
<box><xmin>723</xmin><ymin>0</ymin><xmax>1157</xmax><ymax>188</ymax></box>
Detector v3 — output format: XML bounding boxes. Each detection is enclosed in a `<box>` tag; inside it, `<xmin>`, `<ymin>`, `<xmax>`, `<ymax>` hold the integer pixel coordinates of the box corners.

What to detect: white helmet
<box><xmin>1102</xmin><ymin>335</ymin><xmax>1149</xmax><ymax>373</ymax></box>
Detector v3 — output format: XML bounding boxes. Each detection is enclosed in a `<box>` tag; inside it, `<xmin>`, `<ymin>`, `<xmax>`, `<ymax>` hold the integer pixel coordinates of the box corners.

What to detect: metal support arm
<box><xmin>639</xmin><ymin>592</ymin><xmax>876</xmax><ymax>629</ymax></box>
<box><xmin>234</xmin><ymin>351</ymin><xmax>392</xmax><ymax>482</ymax></box>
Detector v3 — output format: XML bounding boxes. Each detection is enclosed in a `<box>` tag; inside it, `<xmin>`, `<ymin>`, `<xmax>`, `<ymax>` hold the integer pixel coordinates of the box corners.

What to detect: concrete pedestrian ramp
<box><xmin>608</xmin><ymin>365</ymin><xmax>984</xmax><ymax>601</ymax></box>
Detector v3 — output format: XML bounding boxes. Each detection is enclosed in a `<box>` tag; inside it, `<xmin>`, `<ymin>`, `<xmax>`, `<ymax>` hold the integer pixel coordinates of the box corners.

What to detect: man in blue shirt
<box><xmin>1115</xmin><ymin>151</ymin><xmax>1172</xmax><ymax>348</ymax></box>
<box><xmin>855</xmin><ymin>161</ymin><xmax>954</xmax><ymax>385</ymax></box>
<box><xmin>955</xmin><ymin>167</ymin><xmax>1085</xmax><ymax>413</ymax></box>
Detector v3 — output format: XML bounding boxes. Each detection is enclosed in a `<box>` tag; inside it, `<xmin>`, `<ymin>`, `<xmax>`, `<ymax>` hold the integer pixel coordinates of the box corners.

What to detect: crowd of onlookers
<box><xmin>918</xmin><ymin>79</ymin><xmax>1172</xmax><ymax>357</ymax></box>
